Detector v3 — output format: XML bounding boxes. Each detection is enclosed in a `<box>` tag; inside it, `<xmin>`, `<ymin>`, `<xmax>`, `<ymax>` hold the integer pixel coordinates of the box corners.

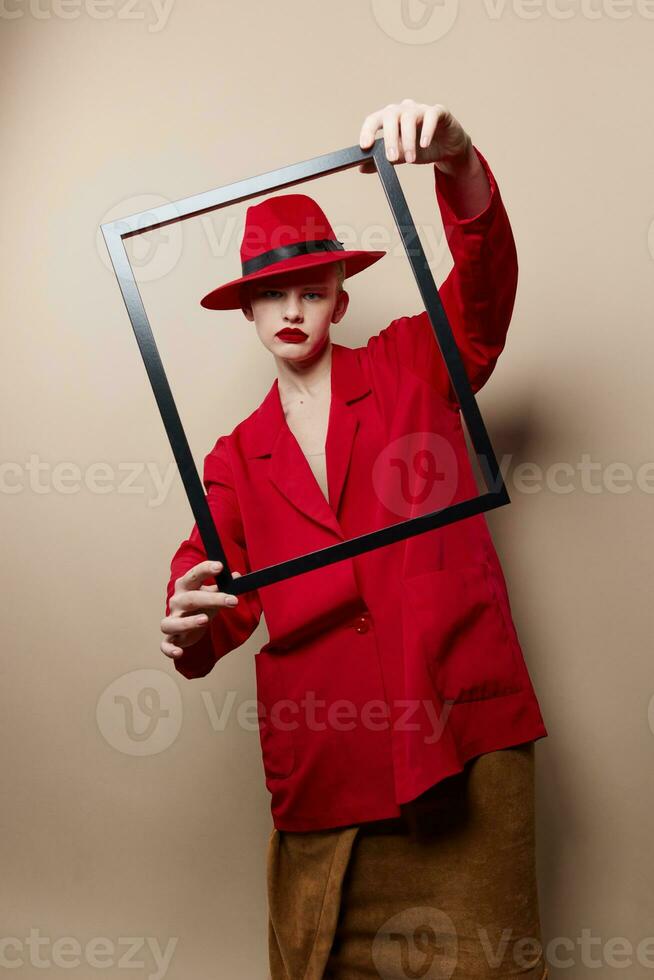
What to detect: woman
<box><xmin>161</xmin><ymin>100</ymin><xmax>549</xmax><ymax>979</ymax></box>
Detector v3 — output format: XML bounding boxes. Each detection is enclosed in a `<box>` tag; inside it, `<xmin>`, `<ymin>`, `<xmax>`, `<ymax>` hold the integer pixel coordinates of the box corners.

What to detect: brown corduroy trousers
<box><xmin>267</xmin><ymin>742</ymin><xmax>548</xmax><ymax>979</ymax></box>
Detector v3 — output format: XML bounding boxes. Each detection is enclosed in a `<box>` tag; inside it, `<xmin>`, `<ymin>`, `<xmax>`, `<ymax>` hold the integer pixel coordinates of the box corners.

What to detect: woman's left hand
<box><xmin>358</xmin><ymin>99</ymin><xmax>473</xmax><ymax>176</ymax></box>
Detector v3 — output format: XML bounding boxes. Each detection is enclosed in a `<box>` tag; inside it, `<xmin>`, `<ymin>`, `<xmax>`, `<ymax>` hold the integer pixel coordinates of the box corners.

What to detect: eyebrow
<box><xmin>254</xmin><ymin>283</ymin><xmax>329</xmax><ymax>290</ymax></box>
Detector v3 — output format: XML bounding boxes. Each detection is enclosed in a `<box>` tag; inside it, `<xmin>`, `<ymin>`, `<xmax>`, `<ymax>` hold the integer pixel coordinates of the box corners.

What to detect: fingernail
<box><xmin>226</xmin><ymin>596</ymin><xmax>238</xmax><ymax>606</ymax></box>
<box><xmin>211</xmin><ymin>562</ymin><xmax>222</xmax><ymax>572</ymax></box>
<box><xmin>388</xmin><ymin>146</ymin><xmax>397</xmax><ymax>161</ymax></box>
<box><xmin>406</xmin><ymin>150</ymin><xmax>414</xmax><ymax>163</ymax></box>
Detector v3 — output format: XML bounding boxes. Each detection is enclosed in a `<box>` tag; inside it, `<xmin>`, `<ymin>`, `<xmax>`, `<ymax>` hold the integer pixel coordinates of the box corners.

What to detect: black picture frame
<box><xmin>100</xmin><ymin>137</ymin><xmax>510</xmax><ymax>597</ymax></box>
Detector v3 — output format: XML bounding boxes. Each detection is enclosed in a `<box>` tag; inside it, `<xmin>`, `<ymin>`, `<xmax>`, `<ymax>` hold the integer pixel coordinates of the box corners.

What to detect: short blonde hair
<box><xmin>334</xmin><ymin>259</ymin><xmax>346</xmax><ymax>293</ymax></box>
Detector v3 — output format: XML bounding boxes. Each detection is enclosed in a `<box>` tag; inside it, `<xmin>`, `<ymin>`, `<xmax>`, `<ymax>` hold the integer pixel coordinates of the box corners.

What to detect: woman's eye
<box><xmin>260</xmin><ymin>290</ymin><xmax>321</xmax><ymax>299</ymax></box>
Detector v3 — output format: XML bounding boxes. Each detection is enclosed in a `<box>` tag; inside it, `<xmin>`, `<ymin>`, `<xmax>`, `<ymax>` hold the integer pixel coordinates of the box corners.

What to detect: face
<box><xmin>240</xmin><ymin>263</ymin><xmax>349</xmax><ymax>364</ymax></box>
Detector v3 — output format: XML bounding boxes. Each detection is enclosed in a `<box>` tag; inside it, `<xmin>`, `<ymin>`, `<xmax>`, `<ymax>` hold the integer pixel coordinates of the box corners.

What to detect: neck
<box><xmin>276</xmin><ymin>337</ymin><xmax>332</xmax><ymax>400</ymax></box>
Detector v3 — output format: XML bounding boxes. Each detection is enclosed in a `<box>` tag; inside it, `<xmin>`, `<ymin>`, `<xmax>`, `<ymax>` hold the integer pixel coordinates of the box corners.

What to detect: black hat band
<box><xmin>241</xmin><ymin>238</ymin><xmax>345</xmax><ymax>277</ymax></box>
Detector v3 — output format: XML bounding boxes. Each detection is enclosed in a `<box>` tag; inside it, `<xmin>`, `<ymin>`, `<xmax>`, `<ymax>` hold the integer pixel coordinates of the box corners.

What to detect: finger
<box><xmin>161</xmin><ymin>637</ymin><xmax>184</xmax><ymax>658</ymax></box>
<box><xmin>170</xmin><ymin>589</ymin><xmax>239</xmax><ymax>617</ymax></box>
<box><xmin>399</xmin><ymin>105</ymin><xmax>420</xmax><ymax>163</ymax></box>
<box><xmin>418</xmin><ymin>104</ymin><xmax>447</xmax><ymax>150</ymax></box>
<box><xmin>382</xmin><ymin>106</ymin><xmax>401</xmax><ymax>162</ymax></box>
<box><xmin>161</xmin><ymin>612</ymin><xmax>210</xmax><ymax>636</ymax></box>
<box><xmin>359</xmin><ymin>109</ymin><xmax>384</xmax><ymax>149</ymax></box>
<box><xmin>175</xmin><ymin>559</ymin><xmax>224</xmax><ymax>593</ymax></box>
<box><xmin>161</xmin><ymin>627</ymin><xmax>191</xmax><ymax>657</ymax></box>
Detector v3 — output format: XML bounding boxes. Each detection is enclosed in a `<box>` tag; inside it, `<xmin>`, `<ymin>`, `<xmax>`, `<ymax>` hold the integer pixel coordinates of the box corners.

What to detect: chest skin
<box><xmin>280</xmin><ymin>385</ymin><xmax>331</xmax><ymax>503</ymax></box>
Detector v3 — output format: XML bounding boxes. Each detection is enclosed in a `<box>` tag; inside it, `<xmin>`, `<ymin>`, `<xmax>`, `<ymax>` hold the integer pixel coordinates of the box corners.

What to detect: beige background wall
<box><xmin>2</xmin><ymin>1</ymin><xmax>652</xmax><ymax>977</ymax></box>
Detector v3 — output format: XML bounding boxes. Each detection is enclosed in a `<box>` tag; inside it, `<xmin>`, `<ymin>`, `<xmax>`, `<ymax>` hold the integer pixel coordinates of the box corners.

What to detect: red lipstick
<box><xmin>276</xmin><ymin>328</ymin><xmax>307</xmax><ymax>343</ymax></box>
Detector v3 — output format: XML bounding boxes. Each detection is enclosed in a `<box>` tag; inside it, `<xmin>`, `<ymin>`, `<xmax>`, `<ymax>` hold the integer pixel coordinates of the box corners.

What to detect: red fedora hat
<box><xmin>200</xmin><ymin>192</ymin><xmax>386</xmax><ymax>311</ymax></box>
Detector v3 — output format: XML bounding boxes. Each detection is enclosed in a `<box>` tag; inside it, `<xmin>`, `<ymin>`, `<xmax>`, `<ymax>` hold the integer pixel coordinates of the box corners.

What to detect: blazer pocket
<box><xmin>254</xmin><ymin>651</ymin><xmax>296</xmax><ymax>780</ymax></box>
<box><xmin>402</xmin><ymin>563</ymin><xmax>525</xmax><ymax>704</ymax></box>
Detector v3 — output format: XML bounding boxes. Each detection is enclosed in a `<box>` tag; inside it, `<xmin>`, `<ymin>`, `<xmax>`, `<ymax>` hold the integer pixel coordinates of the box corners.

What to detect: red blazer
<box><xmin>165</xmin><ymin>147</ymin><xmax>548</xmax><ymax>832</ymax></box>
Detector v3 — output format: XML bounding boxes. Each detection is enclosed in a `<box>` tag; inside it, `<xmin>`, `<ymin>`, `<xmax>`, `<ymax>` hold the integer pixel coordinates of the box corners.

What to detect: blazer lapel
<box><xmin>242</xmin><ymin>343</ymin><xmax>371</xmax><ymax>538</ymax></box>
<box><xmin>324</xmin><ymin>388</ymin><xmax>358</xmax><ymax>520</ymax></box>
<box><xmin>269</xmin><ymin>423</ymin><xmax>343</xmax><ymax>536</ymax></box>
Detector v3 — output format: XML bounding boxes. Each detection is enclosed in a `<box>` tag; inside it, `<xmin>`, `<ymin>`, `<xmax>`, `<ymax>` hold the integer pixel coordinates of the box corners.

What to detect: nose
<box><xmin>282</xmin><ymin>291</ymin><xmax>304</xmax><ymax>323</ymax></box>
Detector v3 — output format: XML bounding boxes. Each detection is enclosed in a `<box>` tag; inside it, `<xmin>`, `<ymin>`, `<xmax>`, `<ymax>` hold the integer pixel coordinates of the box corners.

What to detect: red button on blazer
<box><xmin>164</xmin><ymin>147</ymin><xmax>548</xmax><ymax>832</ymax></box>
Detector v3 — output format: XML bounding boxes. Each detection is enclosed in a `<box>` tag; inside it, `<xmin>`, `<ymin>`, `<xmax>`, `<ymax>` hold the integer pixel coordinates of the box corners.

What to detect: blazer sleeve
<box><xmin>365</xmin><ymin>145</ymin><xmax>519</xmax><ymax>409</ymax></box>
<box><xmin>164</xmin><ymin>435</ymin><xmax>263</xmax><ymax>679</ymax></box>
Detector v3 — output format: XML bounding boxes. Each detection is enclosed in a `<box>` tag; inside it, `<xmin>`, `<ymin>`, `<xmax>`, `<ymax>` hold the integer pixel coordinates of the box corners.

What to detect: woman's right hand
<box><xmin>160</xmin><ymin>560</ymin><xmax>242</xmax><ymax>661</ymax></box>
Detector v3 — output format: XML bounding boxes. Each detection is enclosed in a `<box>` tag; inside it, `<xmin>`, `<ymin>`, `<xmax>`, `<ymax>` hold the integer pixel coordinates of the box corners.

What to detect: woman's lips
<box><xmin>276</xmin><ymin>329</ymin><xmax>307</xmax><ymax>343</ymax></box>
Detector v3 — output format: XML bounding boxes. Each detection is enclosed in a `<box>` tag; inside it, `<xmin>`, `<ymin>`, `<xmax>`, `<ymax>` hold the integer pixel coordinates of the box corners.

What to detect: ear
<box><xmin>240</xmin><ymin>290</ymin><xmax>254</xmax><ymax>321</ymax></box>
<box><xmin>331</xmin><ymin>289</ymin><xmax>349</xmax><ymax>325</ymax></box>
<box><xmin>237</xmin><ymin>282</ymin><xmax>253</xmax><ymax>320</ymax></box>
